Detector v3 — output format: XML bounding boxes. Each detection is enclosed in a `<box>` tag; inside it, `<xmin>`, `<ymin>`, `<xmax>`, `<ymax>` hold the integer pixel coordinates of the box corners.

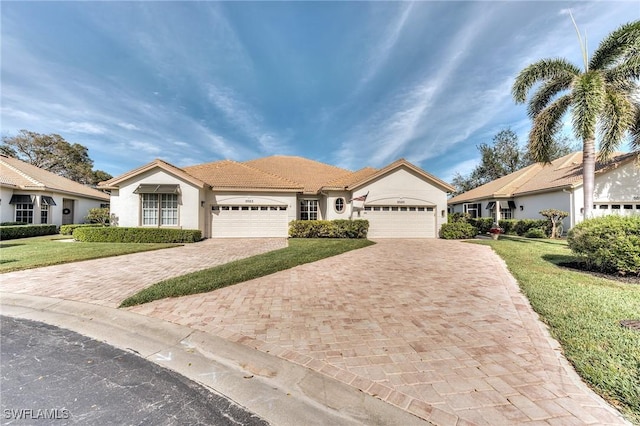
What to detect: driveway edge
<box><xmin>0</xmin><ymin>292</ymin><xmax>430</xmax><ymax>426</ymax></box>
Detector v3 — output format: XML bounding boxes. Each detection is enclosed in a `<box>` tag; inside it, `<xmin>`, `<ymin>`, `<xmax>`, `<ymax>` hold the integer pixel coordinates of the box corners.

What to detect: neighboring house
<box><xmin>0</xmin><ymin>155</ymin><xmax>110</xmax><ymax>226</ymax></box>
<box><xmin>448</xmin><ymin>151</ymin><xmax>640</xmax><ymax>230</ymax></box>
<box><xmin>99</xmin><ymin>156</ymin><xmax>455</xmax><ymax>238</ymax></box>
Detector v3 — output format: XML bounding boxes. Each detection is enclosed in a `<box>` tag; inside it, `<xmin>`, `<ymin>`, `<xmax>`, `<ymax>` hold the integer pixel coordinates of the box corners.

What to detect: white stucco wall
<box><xmin>593</xmin><ymin>161</ymin><xmax>640</xmax><ymax>202</ymax></box>
<box><xmin>0</xmin><ymin>186</ymin><xmax>16</xmax><ymax>223</ymax></box>
<box><xmin>350</xmin><ymin>167</ymin><xmax>450</xmax><ymax>232</ymax></box>
<box><xmin>514</xmin><ymin>191</ymin><xmax>571</xmax><ymax>221</ymax></box>
<box><xmin>111</xmin><ymin>169</ymin><xmax>204</xmax><ymax>231</ymax></box>
<box><xmin>0</xmin><ymin>189</ymin><xmax>107</xmax><ymax>226</ymax></box>
<box><xmin>323</xmin><ymin>191</ymin><xmax>351</xmax><ymax>220</ymax></box>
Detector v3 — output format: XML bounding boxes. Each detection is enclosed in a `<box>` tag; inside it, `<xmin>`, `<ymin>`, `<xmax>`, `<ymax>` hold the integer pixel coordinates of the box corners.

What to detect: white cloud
<box><xmin>117</xmin><ymin>122</ymin><xmax>140</xmax><ymax>131</ymax></box>
<box><xmin>207</xmin><ymin>84</ymin><xmax>289</xmax><ymax>153</ymax></box>
<box><xmin>64</xmin><ymin>121</ymin><xmax>105</xmax><ymax>135</ymax></box>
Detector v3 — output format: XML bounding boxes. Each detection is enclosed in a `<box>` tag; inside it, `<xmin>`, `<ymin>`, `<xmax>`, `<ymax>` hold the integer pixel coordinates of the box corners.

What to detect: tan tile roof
<box><xmin>0</xmin><ymin>155</ymin><xmax>109</xmax><ymax>201</ymax></box>
<box><xmin>99</xmin><ymin>154</ymin><xmax>456</xmax><ymax>195</ymax></box>
<box><xmin>448</xmin><ymin>151</ymin><xmax>639</xmax><ymax>204</ymax></box>
<box><xmin>348</xmin><ymin>158</ymin><xmax>456</xmax><ymax>192</ymax></box>
<box><xmin>323</xmin><ymin>167</ymin><xmax>379</xmax><ymax>189</ymax></box>
<box><xmin>100</xmin><ymin>159</ymin><xmax>206</xmax><ymax>189</ymax></box>
<box><xmin>183</xmin><ymin>160</ymin><xmax>302</xmax><ymax>191</ymax></box>
<box><xmin>245</xmin><ymin>155</ymin><xmax>354</xmax><ymax>193</ymax></box>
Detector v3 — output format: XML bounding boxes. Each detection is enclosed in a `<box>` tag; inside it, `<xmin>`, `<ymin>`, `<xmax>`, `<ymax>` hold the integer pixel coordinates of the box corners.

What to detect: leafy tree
<box><xmin>513</xmin><ymin>20</ymin><xmax>640</xmax><ymax>219</ymax></box>
<box><xmin>451</xmin><ymin>129</ymin><xmax>576</xmax><ymax>195</ymax></box>
<box><xmin>1</xmin><ymin>130</ymin><xmax>112</xmax><ymax>185</ymax></box>
<box><xmin>539</xmin><ymin>209</ymin><xmax>569</xmax><ymax>239</ymax></box>
<box><xmin>85</xmin><ymin>207</ymin><xmax>111</xmax><ymax>225</ymax></box>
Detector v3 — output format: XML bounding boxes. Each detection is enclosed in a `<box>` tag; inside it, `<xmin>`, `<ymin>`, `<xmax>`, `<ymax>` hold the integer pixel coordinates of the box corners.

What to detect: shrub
<box><xmin>499</xmin><ymin>219</ymin><xmax>517</xmax><ymax>235</ymax></box>
<box><xmin>85</xmin><ymin>207</ymin><xmax>111</xmax><ymax>225</ymax></box>
<box><xmin>73</xmin><ymin>227</ymin><xmax>202</xmax><ymax>243</ymax></box>
<box><xmin>439</xmin><ymin>222</ymin><xmax>477</xmax><ymax>239</ymax></box>
<box><xmin>0</xmin><ymin>222</ymin><xmax>28</xmax><ymax>226</ymax></box>
<box><xmin>467</xmin><ymin>218</ymin><xmax>493</xmax><ymax>234</ymax></box>
<box><xmin>513</xmin><ymin>219</ymin><xmax>548</xmax><ymax>236</ymax></box>
<box><xmin>448</xmin><ymin>212</ymin><xmax>469</xmax><ymax>223</ymax></box>
<box><xmin>60</xmin><ymin>223</ymin><xmax>105</xmax><ymax>235</ymax></box>
<box><xmin>288</xmin><ymin>220</ymin><xmax>369</xmax><ymax>238</ymax></box>
<box><xmin>524</xmin><ymin>228</ymin><xmax>547</xmax><ymax>239</ymax></box>
<box><xmin>0</xmin><ymin>224</ymin><xmax>58</xmax><ymax>240</ymax></box>
<box><xmin>567</xmin><ymin>216</ymin><xmax>640</xmax><ymax>274</ymax></box>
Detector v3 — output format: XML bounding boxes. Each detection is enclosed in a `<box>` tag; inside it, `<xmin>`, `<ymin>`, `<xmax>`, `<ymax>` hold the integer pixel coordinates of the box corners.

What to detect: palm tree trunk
<box><xmin>582</xmin><ymin>137</ymin><xmax>596</xmax><ymax>220</ymax></box>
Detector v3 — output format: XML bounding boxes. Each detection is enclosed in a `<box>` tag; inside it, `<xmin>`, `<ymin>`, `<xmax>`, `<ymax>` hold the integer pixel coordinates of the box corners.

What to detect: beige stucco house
<box><xmin>100</xmin><ymin>155</ymin><xmax>455</xmax><ymax>238</ymax></box>
<box><xmin>0</xmin><ymin>155</ymin><xmax>110</xmax><ymax>226</ymax></box>
<box><xmin>448</xmin><ymin>151</ymin><xmax>640</xmax><ymax>230</ymax></box>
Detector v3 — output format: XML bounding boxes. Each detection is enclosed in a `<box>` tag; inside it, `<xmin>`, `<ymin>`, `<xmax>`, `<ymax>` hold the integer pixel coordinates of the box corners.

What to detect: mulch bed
<box><xmin>557</xmin><ymin>261</ymin><xmax>640</xmax><ymax>285</ymax></box>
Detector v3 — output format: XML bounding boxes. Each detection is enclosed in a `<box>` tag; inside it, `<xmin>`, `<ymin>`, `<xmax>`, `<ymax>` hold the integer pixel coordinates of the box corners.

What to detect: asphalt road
<box><xmin>0</xmin><ymin>316</ymin><xmax>269</xmax><ymax>425</ymax></box>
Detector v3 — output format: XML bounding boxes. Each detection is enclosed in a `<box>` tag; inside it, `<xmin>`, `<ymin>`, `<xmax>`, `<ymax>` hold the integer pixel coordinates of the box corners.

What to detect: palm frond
<box><xmin>527</xmin><ymin>75</ymin><xmax>574</xmax><ymax>118</ymax></box>
<box><xmin>590</xmin><ymin>20</ymin><xmax>640</xmax><ymax>70</ymax></box>
<box><xmin>512</xmin><ymin>58</ymin><xmax>581</xmax><ymax>104</ymax></box>
<box><xmin>528</xmin><ymin>95</ymin><xmax>572</xmax><ymax>163</ymax></box>
<box><xmin>631</xmin><ymin>102</ymin><xmax>640</xmax><ymax>150</ymax></box>
<box><xmin>571</xmin><ymin>71</ymin><xmax>606</xmax><ymax>141</ymax></box>
<box><xmin>605</xmin><ymin>55</ymin><xmax>640</xmax><ymax>84</ymax></box>
<box><xmin>598</xmin><ymin>90</ymin><xmax>635</xmax><ymax>161</ymax></box>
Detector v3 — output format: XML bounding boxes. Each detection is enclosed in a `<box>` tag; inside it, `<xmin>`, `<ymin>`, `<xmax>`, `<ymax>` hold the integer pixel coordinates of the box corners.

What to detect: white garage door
<box><xmin>212</xmin><ymin>206</ymin><xmax>288</xmax><ymax>238</ymax></box>
<box><xmin>362</xmin><ymin>206</ymin><xmax>436</xmax><ymax>238</ymax></box>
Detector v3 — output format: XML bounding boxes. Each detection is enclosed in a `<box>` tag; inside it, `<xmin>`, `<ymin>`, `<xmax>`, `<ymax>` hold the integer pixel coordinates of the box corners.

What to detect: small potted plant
<box><xmin>489</xmin><ymin>223</ymin><xmax>503</xmax><ymax>240</ymax></box>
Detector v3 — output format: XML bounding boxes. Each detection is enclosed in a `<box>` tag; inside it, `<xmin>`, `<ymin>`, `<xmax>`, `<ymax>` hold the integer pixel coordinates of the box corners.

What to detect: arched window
<box><xmin>334</xmin><ymin>197</ymin><xmax>345</xmax><ymax>213</ymax></box>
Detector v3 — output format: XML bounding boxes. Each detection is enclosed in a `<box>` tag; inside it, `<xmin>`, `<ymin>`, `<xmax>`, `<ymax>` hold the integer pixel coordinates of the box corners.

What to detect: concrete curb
<box><xmin>0</xmin><ymin>292</ymin><xmax>429</xmax><ymax>426</ymax></box>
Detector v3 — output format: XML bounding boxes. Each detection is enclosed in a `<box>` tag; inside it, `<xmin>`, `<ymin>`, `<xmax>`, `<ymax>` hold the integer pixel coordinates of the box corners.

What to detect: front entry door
<box><xmin>62</xmin><ymin>199</ymin><xmax>74</xmax><ymax>225</ymax></box>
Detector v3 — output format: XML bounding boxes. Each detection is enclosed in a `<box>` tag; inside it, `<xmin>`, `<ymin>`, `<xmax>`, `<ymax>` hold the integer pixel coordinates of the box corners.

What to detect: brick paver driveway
<box><xmin>129</xmin><ymin>239</ymin><xmax>626</xmax><ymax>425</ymax></box>
<box><xmin>0</xmin><ymin>238</ymin><xmax>286</xmax><ymax>308</ymax></box>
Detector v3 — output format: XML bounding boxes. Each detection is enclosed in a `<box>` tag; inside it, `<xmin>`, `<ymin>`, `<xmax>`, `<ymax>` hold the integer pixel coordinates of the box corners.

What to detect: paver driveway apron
<box><xmin>0</xmin><ymin>238</ymin><xmax>286</xmax><ymax>308</ymax></box>
<box><xmin>130</xmin><ymin>239</ymin><xmax>628</xmax><ymax>426</ymax></box>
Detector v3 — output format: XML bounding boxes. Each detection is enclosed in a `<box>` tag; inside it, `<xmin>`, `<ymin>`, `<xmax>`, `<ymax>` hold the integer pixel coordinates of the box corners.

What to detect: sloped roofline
<box><xmin>99</xmin><ymin>159</ymin><xmax>208</xmax><ymax>189</ymax></box>
<box><xmin>1</xmin><ymin>155</ymin><xmax>109</xmax><ymax>201</ymax></box>
<box><xmin>346</xmin><ymin>158</ymin><xmax>456</xmax><ymax>193</ymax></box>
<box><xmin>448</xmin><ymin>151</ymin><xmax>639</xmax><ymax>204</ymax></box>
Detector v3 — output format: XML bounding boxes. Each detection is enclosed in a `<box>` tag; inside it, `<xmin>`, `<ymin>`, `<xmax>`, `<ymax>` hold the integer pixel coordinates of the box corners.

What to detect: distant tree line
<box><xmin>1</xmin><ymin>130</ymin><xmax>112</xmax><ymax>186</ymax></box>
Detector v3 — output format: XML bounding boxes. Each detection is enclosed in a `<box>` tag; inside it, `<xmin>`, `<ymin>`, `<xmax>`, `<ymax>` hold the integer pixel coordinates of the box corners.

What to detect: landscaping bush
<box><xmin>73</xmin><ymin>227</ymin><xmax>202</xmax><ymax>243</ymax></box>
<box><xmin>60</xmin><ymin>223</ymin><xmax>105</xmax><ymax>235</ymax></box>
<box><xmin>567</xmin><ymin>215</ymin><xmax>640</xmax><ymax>275</ymax></box>
<box><xmin>498</xmin><ymin>219</ymin><xmax>517</xmax><ymax>235</ymax></box>
<box><xmin>439</xmin><ymin>222</ymin><xmax>477</xmax><ymax>239</ymax></box>
<box><xmin>288</xmin><ymin>219</ymin><xmax>369</xmax><ymax>238</ymax></box>
<box><xmin>524</xmin><ymin>228</ymin><xmax>547</xmax><ymax>239</ymax></box>
<box><xmin>0</xmin><ymin>224</ymin><xmax>58</xmax><ymax>240</ymax></box>
<box><xmin>467</xmin><ymin>217</ymin><xmax>493</xmax><ymax>234</ymax></box>
<box><xmin>513</xmin><ymin>219</ymin><xmax>549</xmax><ymax>236</ymax></box>
<box><xmin>85</xmin><ymin>207</ymin><xmax>111</xmax><ymax>225</ymax></box>
<box><xmin>0</xmin><ymin>222</ymin><xmax>28</xmax><ymax>226</ymax></box>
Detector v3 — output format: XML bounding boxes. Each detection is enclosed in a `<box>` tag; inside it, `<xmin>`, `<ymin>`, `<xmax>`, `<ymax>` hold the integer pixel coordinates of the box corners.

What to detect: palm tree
<box><xmin>512</xmin><ymin>20</ymin><xmax>640</xmax><ymax>219</ymax></box>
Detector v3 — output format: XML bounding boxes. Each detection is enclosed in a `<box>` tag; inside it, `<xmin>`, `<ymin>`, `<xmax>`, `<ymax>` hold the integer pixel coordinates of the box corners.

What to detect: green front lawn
<box><xmin>0</xmin><ymin>235</ymin><xmax>179</xmax><ymax>273</ymax></box>
<box><xmin>474</xmin><ymin>236</ymin><xmax>640</xmax><ymax>424</ymax></box>
<box><xmin>120</xmin><ymin>238</ymin><xmax>374</xmax><ymax>307</ymax></box>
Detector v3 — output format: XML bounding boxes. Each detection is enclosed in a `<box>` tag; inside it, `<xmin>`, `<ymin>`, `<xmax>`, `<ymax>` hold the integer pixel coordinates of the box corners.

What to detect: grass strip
<box><xmin>120</xmin><ymin>238</ymin><xmax>374</xmax><ymax>308</ymax></box>
<box><xmin>0</xmin><ymin>235</ymin><xmax>178</xmax><ymax>273</ymax></box>
<box><xmin>473</xmin><ymin>236</ymin><xmax>640</xmax><ymax>424</ymax></box>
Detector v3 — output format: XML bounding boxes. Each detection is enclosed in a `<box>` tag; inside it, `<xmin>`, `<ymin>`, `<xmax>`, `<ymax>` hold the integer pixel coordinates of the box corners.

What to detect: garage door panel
<box><xmin>363</xmin><ymin>206</ymin><xmax>435</xmax><ymax>238</ymax></box>
<box><xmin>212</xmin><ymin>206</ymin><xmax>288</xmax><ymax>238</ymax></box>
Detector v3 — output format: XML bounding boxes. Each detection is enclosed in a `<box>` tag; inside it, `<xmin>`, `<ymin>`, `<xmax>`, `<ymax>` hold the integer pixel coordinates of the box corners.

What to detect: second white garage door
<box><xmin>212</xmin><ymin>206</ymin><xmax>288</xmax><ymax>238</ymax></box>
<box><xmin>362</xmin><ymin>206</ymin><xmax>436</xmax><ymax>238</ymax></box>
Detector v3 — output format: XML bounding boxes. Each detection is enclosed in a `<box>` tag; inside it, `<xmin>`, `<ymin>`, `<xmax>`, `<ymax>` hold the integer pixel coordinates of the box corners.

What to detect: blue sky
<box><xmin>2</xmin><ymin>1</ymin><xmax>638</xmax><ymax>182</ymax></box>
